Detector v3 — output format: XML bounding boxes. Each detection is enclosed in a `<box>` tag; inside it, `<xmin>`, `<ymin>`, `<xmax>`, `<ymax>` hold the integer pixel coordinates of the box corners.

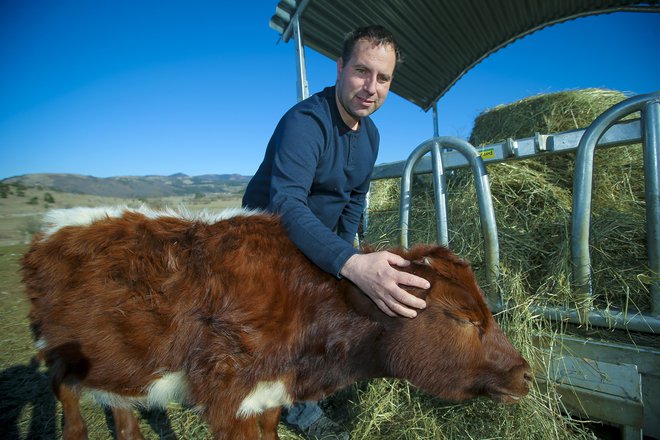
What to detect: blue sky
<box><xmin>1</xmin><ymin>2</ymin><xmax>658</xmax><ymax>179</ymax></box>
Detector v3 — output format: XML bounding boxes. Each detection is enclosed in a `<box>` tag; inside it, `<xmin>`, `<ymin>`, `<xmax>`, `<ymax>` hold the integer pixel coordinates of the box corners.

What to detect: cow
<box><xmin>21</xmin><ymin>206</ymin><xmax>531</xmax><ymax>440</ymax></box>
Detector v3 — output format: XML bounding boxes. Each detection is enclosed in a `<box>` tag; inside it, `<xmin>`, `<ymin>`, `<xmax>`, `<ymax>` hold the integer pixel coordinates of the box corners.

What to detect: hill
<box><xmin>1</xmin><ymin>173</ymin><xmax>250</xmax><ymax>198</ymax></box>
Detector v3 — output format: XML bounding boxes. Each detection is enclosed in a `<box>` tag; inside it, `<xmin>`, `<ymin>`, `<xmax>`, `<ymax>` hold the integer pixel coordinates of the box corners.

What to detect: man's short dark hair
<box><xmin>341</xmin><ymin>25</ymin><xmax>402</xmax><ymax>69</ymax></box>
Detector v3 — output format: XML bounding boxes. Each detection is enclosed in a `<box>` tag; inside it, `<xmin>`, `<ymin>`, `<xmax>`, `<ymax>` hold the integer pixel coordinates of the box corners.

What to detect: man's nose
<box><xmin>363</xmin><ymin>75</ymin><xmax>377</xmax><ymax>95</ymax></box>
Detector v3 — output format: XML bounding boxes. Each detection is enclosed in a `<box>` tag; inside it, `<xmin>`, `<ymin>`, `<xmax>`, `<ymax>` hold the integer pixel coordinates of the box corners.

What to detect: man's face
<box><xmin>335</xmin><ymin>39</ymin><xmax>397</xmax><ymax>129</ymax></box>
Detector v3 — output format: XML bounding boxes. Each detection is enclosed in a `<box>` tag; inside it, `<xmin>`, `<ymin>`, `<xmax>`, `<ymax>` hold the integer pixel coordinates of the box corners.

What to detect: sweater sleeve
<box><xmin>268</xmin><ymin>108</ymin><xmax>357</xmax><ymax>276</ymax></box>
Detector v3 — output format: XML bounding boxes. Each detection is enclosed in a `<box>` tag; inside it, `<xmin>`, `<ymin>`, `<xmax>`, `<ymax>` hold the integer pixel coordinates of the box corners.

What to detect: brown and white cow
<box><xmin>21</xmin><ymin>207</ymin><xmax>531</xmax><ymax>440</ymax></box>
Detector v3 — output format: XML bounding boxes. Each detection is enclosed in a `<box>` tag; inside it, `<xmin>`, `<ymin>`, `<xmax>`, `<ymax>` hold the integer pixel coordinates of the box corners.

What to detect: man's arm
<box><xmin>268</xmin><ymin>109</ymin><xmax>359</xmax><ymax>276</ymax></box>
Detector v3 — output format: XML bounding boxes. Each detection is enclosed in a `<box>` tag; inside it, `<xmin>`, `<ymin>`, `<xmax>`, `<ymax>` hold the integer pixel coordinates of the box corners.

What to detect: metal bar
<box><xmin>397</xmin><ymin>104</ymin><xmax>446</xmax><ymax>248</ymax></box>
<box><xmin>642</xmin><ymin>99</ymin><xmax>660</xmax><ymax>315</ymax></box>
<box><xmin>292</xmin><ymin>14</ymin><xmax>309</xmax><ymax>102</ymax></box>
<box><xmin>361</xmin><ymin>189</ymin><xmax>369</xmax><ymax>244</ymax></box>
<box><xmin>430</xmin><ymin>141</ymin><xmax>448</xmax><ymax>246</ymax></box>
<box><xmin>429</xmin><ymin>105</ymin><xmax>448</xmax><ymax>246</ymax></box>
<box><xmin>522</xmin><ymin>304</ymin><xmax>660</xmax><ymax>334</ymax></box>
<box><xmin>399</xmin><ymin>139</ymin><xmax>449</xmax><ymax>249</ymax></box>
<box><xmin>281</xmin><ymin>0</ymin><xmax>310</xmax><ymax>43</ymax></box>
<box><xmin>532</xmin><ymin>334</ymin><xmax>660</xmax><ymax>374</ymax></box>
<box><xmin>572</xmin><ymin>92</ymin><xmax>660</xmax><ymax>308</ymax></box>
<box><xmin>372</xmin><ymin>119</ymin><xmax>642</xmax><ymax>180</ymax></box>
<box><xmin>399</xmin><ymin>137</ymin><xmax>500</xmax><ymax>307</ymax></box>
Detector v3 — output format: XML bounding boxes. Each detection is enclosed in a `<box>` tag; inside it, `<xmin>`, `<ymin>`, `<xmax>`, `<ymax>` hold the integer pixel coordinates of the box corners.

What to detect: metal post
<box><xmin>430</xmin><ymin>141</ymin><xmax>449</xmax><ymax>246</ymax></box>
<box><xmin>642</xmin><ymin>99</ymin><xmax>660</xmax><ymax>315</ymax></box>
<box><xmin>292</xmin><ymin>15</ymin><xmax>309</xmax><ymax>102</ymax></box>
<box><xmin>571</xmin><ymin>92</ymin><xmax>660</xmax><ymax>314</ymax></box>
<box><xmin>429</xmin><ymin>103</ymin><xmax>448</xmax><ymax>245</ymax></box>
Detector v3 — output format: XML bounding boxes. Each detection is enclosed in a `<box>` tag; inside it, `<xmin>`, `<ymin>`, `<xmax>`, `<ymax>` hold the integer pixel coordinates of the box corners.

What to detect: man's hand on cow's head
<box><xmin>340</xmin><ymin>251</ymin><xmax>429</xmax><ymax>318</ymax></box>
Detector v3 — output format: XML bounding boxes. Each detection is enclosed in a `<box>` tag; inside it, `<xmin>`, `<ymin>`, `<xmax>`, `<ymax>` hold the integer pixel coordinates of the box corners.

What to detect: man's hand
<box><xmin>340</xmin><ymin>251</ymin><xmax>429</xmax><ymax>318</ymax></box>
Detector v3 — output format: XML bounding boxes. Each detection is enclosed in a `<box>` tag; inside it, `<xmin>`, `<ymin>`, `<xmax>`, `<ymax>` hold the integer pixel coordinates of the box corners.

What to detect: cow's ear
<box><xmin>410</xmin><ymin>257</ymin><xmax>434</xmax><ymax>288</ymax></box>
<box><xmin>412</xmin><ymin>257</ymin><xmax>433</xmax><ymax>267</ymax></box>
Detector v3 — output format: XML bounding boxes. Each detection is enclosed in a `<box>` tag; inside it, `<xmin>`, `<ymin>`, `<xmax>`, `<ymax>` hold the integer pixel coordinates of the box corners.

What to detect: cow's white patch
<box><xmin>146</xmin><ymin>371</ymin><xmax>189</xmax><ymax>406</ymax></box>
<box><xmin>86</xmin><ymin>371</ymin><xmax>190</xmax><ymax>409</ymax></box>
<box><xmin>236</xmin><ymin>380</ymin><xmax>293</xmax><ymax>419</ymax></box>
<box><xmin>40</xmin><ymin>205</ymin><xmax>264</xmax><ymax>239</ymax></box>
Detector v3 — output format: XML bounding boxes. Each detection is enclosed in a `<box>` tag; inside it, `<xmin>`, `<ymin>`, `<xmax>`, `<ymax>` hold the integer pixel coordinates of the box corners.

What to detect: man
<box><xmin>242</xmin><ymin>25</ymin><xmax>429</xmax><ymax>439</ymax></box>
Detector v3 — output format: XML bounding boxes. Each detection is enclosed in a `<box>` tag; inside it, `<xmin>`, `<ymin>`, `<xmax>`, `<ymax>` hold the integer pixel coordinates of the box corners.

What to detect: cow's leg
<box><xmin>56</xmin><ymin>382</ymin><xmax>88</xmax><ymax>440</ymax></box>
<box><xmin>111</xmin><ymin>407</ymin><xmax>145</xmax><ymax>440</ymax></box>
<box><xmin>257</xmin><ymin>407</ymin><xmax>282</xmax><ymax>440</ymax></box>
<box><xmin>207</xmin><ymin>411</ymin><xmax>281</xmax><ymax>440</ymax></box>
<box><xmin>208</xmin><ymin>416</ymin><xmax>260</xmax><ymax>440</ymax></box>
<box><xmin>46</xmin><ymin>342</ymin><xmax>93</xmax><ymax>439</ymax></box>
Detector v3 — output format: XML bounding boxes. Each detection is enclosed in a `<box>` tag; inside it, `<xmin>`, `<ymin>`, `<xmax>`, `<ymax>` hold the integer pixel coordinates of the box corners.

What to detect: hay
<box><xmin>471</xmin><ymin>89</ymin><xmax>649</xmax><ymax>311</ymax></box>
<box><xmin>361</xmin><ymin>88</ymin><xmax>650</xmax><ymax>438</ymax></box>
<box><xmin>469</xmin><ymin>88</ymin><xmax>631</xmax><ymax>145</ymax></box>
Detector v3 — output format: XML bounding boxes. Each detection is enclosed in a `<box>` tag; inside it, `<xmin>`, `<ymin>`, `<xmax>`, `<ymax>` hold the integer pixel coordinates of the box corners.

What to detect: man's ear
<box><xmin>336</xmin><ymin>57</ymin><xmax>344</xmax><ymax>82</ymax></box>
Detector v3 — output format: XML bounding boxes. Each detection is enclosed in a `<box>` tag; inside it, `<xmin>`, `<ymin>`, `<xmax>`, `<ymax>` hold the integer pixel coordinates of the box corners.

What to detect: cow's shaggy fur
<box><xmin>22</xmin><ymin>207</ymin><xmax>531</xmax><ymax>440</ymax></box>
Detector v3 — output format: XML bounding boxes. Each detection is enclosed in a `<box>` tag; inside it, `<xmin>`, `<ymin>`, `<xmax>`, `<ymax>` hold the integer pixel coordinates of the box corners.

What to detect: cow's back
<box><xmin>21</xmin><ymin>207</ymin><xmax>330</xmax><ymax>395</ymax></box>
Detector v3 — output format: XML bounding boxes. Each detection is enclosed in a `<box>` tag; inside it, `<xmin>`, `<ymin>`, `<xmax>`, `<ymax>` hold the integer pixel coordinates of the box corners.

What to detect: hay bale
<box><xmin>469</xmin><ymin>88</ymin><xmax>629</xmax><ymax>145</ymax></box>
<box><xmin>468</xmin><ymin>88</ymin><xmax>649</xmax><ymax>311</ymax></box>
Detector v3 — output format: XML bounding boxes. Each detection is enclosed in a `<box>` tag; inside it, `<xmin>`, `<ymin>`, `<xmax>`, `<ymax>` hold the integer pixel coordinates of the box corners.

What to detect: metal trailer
<box><xmin>269</xmin><ymin>1</ymin><xmax>659</xmax><ymax>438</ymax></box>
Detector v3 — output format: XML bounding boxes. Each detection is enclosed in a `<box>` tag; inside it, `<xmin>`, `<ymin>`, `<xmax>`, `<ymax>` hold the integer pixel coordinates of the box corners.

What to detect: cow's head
<box><xmin>379</xmin><ymin>245</ymin><xmax>532</xmax><ymax>404</ymax></box>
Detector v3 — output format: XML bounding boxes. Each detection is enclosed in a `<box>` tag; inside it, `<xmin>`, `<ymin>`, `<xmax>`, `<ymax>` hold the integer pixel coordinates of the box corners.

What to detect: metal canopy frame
<box><xmin>270</xmin><ymin>0</ymin><xmax>659</xmax><ymax>111</ymax></box>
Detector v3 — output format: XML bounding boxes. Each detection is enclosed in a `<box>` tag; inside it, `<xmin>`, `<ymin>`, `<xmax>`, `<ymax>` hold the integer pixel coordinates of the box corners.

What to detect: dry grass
<box><xmin>0</xmin><ymin>186</ymin><xmax>243</xmax><ymax>246</ymax></box>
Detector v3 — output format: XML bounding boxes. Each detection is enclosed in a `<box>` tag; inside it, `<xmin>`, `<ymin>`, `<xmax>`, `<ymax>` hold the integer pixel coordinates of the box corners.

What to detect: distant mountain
<box><xmin>1</xmin><ymin>173</ymin><xmax>251</xmax><ymax>198</ymax></box>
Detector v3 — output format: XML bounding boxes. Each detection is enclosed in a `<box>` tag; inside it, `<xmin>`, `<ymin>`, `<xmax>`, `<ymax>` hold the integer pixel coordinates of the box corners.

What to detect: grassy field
<box><xmin>0</xmin><ymin>185</ymin><xmax>244</xmax><ymax>246</ymax></box>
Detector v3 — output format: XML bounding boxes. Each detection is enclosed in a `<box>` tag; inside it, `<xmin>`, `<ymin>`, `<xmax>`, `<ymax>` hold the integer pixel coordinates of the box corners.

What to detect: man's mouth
<box><xmin>356</xmin><ymin>96</ymin><xmax>374</xmax><ymax>107</ymax></box>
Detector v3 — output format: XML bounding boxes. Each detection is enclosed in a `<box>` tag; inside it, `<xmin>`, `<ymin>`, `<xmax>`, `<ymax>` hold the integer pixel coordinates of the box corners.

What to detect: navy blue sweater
<box><xmin>242</xmin><ymin>86</ymin><xmax>379</xmax><ymax>276</ymax></box>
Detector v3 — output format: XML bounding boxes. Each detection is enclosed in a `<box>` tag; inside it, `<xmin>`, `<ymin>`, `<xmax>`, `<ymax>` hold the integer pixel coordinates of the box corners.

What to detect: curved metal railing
<box><xmin>570</xmin><ymin>90</ymin><xmax>660</xmax><ymax>331</ymax></box>
<box><xmin>398</xmin><ymin>136</ymin><xmax>500</xmax><ymax>308</ymax></box>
